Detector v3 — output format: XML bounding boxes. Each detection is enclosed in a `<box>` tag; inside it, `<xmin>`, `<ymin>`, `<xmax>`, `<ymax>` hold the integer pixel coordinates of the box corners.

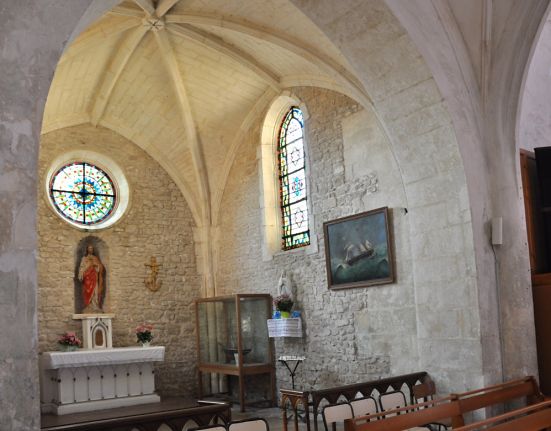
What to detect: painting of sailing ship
<box><xmin>323</xmin><ymin>207</ymin><xmax>395</xmax><ymax>289</ymax></box>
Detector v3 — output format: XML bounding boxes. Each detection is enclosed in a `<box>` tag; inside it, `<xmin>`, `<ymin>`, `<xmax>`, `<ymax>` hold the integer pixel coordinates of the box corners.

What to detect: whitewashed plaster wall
<box><xmin>382</xmin><ymin>0</ymin><xmax>545</xmax><ymax>384</ymax></box>
<box><xmin>519</xmin><ymin>9</ymin><xmax>551</xmax><ymax>152</ymax></box>
<box><xmin>0</xmin><ymin>2</ymin><xmax>114</xmax><ymax>429</ymax></box>
<box><xmin>38</xmin><ymin>125</ymin><xmax>200</xmax><ymax>397</ymax></box>
<box><xmin>285</xmin><ymin>0</ymin><xmax>482</xmax><ymax>393</ymax></box>
<box><xmin>483</xmin><ymin>1</ymin><xmax>544</xmax><ymax>381</ymax></box>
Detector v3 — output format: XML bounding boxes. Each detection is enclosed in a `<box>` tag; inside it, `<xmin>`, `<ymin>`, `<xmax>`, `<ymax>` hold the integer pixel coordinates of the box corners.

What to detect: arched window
<box><xmin>278</xmin><ymin>107</ymin><xmax>310</xmax><ymax>250</ymax></box>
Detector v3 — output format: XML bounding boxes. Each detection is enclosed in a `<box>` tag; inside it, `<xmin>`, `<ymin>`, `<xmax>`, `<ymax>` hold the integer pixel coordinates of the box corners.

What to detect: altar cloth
<box><xmin>41</xmin><ymin>346</ymin><xmax>165</xmax><ymax>369</ymax></box>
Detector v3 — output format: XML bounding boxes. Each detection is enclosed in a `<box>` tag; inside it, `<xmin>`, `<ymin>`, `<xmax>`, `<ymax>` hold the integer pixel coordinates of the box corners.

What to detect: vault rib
<box><xmin>165</xmin><ymin>12</ymin><xmax>370</xmax><ymax>102</ymax></box>
<box><xmin>156</xmin><ymin>0</ymin><xmax>181</xmax><ymax>18</ymax></box>
<box><xmin>211</xmin><ymin>87</ymin><xmax>277</xmax><ymax>227</ymax></box>
<box><xmin>109</xmin><ymin>5</ymin><xmax>145</xmax><ymax>18</ymax></box>
<box><xmin>168</xmin><ymin>24</ymin><xmax>281</xmax><ymax>91</ymax></box>
<box><xmin>154</xmin><ymin>28</ymin><xmax>212</xmax><ymax>224</ymax></box>
<box><xmin>90</xmin><ymin>26</ymin><xmax>149</xmax><ymax>126</ymax></box>
<box><xmin>133</xmin><ymin>0</ymin><xmax>155</xmax><ymax>16</ymax></box>
<box><xmin>59</xmin><ymin>19</ymin><xmax>140</xmax><ymax>65</ymax></box>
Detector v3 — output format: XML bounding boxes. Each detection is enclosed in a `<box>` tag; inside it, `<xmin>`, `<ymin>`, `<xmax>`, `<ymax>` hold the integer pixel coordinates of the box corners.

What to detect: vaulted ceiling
<box><xmin>42</xmin><ymin>0</ymin><xmax>371</xmax><ymax>225</ymax></box>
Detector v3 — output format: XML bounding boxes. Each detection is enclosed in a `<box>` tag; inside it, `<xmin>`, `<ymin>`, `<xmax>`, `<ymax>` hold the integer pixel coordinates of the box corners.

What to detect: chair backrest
<box><xmin>350</xmin><ymin>397</ymin><xmax>378</xmax><ymax>417</ymax></box>
<box><xmin>344</xmin><ymin>396</ymin><xmax>460</xmax><ymax>431</ymax></box>
<box><xmin>191</xmin><ymin>425</ymin><xmax>227</xmax><ymax>431</ymax></box>
<box><xmin>379</xmin><ymin>391</ymin><xmax>407</xmax><ymax>414</ymax></box>
<box><xmin>228</xmin><ymin>419</ymin><xmax>268</xmax><ymax>431</ymax></box>
<box><xmin>323</xmin><ymin>402</ymin><xmax>354</xmax><ymax>431</ymax></box>
<box><xmin>413</xmin><ymin>380</ymin><xmax>436</xmax><ymax>403</ymax></box>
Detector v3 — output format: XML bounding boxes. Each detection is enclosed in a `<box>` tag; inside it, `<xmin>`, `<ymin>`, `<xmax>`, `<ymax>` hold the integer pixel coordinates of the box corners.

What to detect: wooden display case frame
<box><xmin>195</xmin><ymin>294</ymin><xmax>276</xmax><ymax>412</ymax></box>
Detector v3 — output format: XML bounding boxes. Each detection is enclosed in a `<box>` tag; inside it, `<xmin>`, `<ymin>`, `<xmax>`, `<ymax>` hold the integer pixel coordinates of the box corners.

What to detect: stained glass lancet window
<box><xmin>49</xmin><ymin>162</ymin><xmax>116</xmax><ymax>226</ymax></box>
<box><xmin>278</xmin><ymin>107</ymin><xmax>310</xmax><ymax>250</ymax></box>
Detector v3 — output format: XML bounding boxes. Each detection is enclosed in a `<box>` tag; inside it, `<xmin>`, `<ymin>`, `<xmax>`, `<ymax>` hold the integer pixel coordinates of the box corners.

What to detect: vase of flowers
<box><xmin>58</xmin><ymin>331</ymin><xmax>82</xmax><ymax>352</ymax></box>
<box><xmin>136</xmin><ymin>323</ymin><xmax>154</xmax><ymax>346</ymax></box>
<box><xmin>274</xmin><ymin>293</ymin><xmax>293</xmax><ymax>318</ymax></box>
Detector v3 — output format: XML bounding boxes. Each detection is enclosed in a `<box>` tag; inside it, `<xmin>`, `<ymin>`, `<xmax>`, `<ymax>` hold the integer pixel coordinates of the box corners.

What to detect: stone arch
<box><xmin>0</xmin><ymin>1</ymin><xmax>126</xmax><ymax>426</ymax></box>
<box><xmin>1</xmin><ymin>0</ymin><xmax>528</xmax><ymax>424</ymax></box>
<box><xmin>518</xmin><ymin>4</ymin><xmax>551</xmax><ymax>153</ymax></box>
<box><xmin>379</xmin><ymin>0</ymin><xmax>544</xmax><ymax>383</ymax></box>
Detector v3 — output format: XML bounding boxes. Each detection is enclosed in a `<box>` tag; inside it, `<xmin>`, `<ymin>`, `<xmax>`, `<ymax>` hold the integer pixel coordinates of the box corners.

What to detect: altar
<box><xmin>40</xmin><ymin>346</ymin><xmax>165</xmax><ymax>415</ymax></box>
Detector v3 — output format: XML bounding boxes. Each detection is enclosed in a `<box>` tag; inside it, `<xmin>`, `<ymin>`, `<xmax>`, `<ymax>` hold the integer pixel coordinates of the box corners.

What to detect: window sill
<box><xmin>271</xmin><ymin>236</ymin><xmax>318</xmax><ymax>259</ymax></box>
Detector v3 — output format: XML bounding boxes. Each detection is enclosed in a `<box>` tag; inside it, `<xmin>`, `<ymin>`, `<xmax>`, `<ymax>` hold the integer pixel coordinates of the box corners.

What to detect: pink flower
<box><xmin>58</xmin><ymin>331</ymin><xmax>82</xmax><ymax>347</ymax></box>
<box><xmin>136</xmin><ymin>324</ymin><xmax>154</xmax><ymax>333</ymax></box>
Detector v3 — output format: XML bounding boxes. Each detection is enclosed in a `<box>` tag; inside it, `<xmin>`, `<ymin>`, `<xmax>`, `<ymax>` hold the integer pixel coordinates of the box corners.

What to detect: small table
<box><xmin>278</xmin><ymin>356</ymin><xmax>305</xmax><ymax>390</ymax></box>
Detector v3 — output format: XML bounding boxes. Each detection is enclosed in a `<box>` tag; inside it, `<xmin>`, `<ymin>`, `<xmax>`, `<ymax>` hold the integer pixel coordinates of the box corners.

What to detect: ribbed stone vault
<box><xmin>42</xmin><ymin>0</ymin><xmax>371</xmax><ymax>227</ymax></box>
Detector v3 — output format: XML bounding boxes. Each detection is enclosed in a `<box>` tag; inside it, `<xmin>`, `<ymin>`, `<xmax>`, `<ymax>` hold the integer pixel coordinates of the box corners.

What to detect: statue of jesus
<box><xmin>78</xmin><ymin>244</ymin><xmax>105</xmax><ymax>313</ymax></box>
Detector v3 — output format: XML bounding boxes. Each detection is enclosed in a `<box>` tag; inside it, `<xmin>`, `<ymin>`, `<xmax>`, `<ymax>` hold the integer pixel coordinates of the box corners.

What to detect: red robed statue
<box><xmin>78</xmin><ymin>244</ymin><xmax>105</xmax><ymax>312</ymax></box>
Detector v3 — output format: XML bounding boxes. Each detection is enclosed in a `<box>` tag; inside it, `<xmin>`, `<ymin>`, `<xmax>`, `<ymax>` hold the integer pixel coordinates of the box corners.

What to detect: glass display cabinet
<box><xmin>195</xmin><ymin>294</ymin><xmax>275</xmax><ymax>412</ymax></box>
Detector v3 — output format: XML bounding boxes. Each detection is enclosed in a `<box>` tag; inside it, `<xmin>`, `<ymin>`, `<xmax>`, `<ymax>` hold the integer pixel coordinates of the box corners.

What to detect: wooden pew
<box><xmin>344</xmin><ymin>376</ymin><xmax>544</xmax><ymax>431</ymax></box>
<box><xmin>451</xmin><ymin>376</ymin><xmax>543</xmax><ymax>419</ymax></box>
<box><xmin>454</xmin><ymin>400</ymin><xmax>551</xmax><ymax>431</ymax></box>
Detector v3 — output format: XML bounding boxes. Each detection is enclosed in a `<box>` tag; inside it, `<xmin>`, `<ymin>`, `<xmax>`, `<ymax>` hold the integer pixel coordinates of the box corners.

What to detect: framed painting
<box><xmin>323</xmin><ymin>207</ymin><xmax>394</xmax><ymax>290</ymax></box>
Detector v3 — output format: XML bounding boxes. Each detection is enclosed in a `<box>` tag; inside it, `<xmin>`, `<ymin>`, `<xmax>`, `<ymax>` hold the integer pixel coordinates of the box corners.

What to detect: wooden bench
<box><xmin>41</xmin><ymin>398</ymin><xmax>231</xmax><ymax>431</ymax></box>
<box><xmin>454</xmin><ymin>400</ymin><xmax>551</xmax><ymax>430</ymax></box>
<box><xmin>451</xmin><ymin>375</ymin><xmax>543</xmax><ymax>420</ymax></box>
<box><xmin>281</xmin><ymin>371</ymin><xmax>431</xmax><ymax>431</ymax></box>
<box><xmin>344</xmin><ymin>376</ymin><xmax>543</xmax><ymax>431</ymax></box>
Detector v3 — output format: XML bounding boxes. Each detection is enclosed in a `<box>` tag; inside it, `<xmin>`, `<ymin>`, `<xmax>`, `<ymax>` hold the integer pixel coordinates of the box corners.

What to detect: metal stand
<box><xmin>278</xmin><ymin>356</ymin><xmax>305</xmax><ymax>389</ymax></box>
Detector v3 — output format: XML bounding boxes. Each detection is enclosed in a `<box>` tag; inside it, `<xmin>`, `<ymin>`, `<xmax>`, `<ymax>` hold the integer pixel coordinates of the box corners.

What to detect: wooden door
<box><xmin>520</xmin><ymin>150</ymin><xmax>551</xmax><ymax>394</ymax></box>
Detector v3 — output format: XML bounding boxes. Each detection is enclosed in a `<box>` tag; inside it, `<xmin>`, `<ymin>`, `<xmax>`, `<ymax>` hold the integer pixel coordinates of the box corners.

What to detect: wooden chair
<box><xmin>412</xmin><ymin>381</ymin><xmax>449</xmax><ymax>430</ymax></box>
<box><xmin>344</xmin><ymin>396</ymin><xmax>459</xmax><ymax>431</ymax></box>
<box><xmin>323</xmin><ymin>402</ymin><xmax>354</xmax><ymax>431</ymax></box>
<box><xmin>228</xmin><ymin>418</ymin><xmax>269</xmax><ymax>431</ymax></box>
<box><xmin>345</xmin><ymin>377</ymin><xmax>544</xmax><ymax>431</ymax></box>
<box><xmin>281</xmin><ymin>371</ymin><xmax>431</xmax><ymax>431</ymax></box>
<box><xmin>350</xmin><ymin>396</ymin><xmax>378</xmax><ymax>417</ymax></box>
<box><xmin>413</xmin><ymin>381</ymin><xmax>437</xmax><ymax>403</ymax></box>
<box><xmin>191</xmin><ymin>425</ymin><xmax>228</xmax><ymax>431</ymax></box>
<box><xmin>379</xmin><ymin>390</ymin><xmax>408</xmax><ymax>415</ymax></box>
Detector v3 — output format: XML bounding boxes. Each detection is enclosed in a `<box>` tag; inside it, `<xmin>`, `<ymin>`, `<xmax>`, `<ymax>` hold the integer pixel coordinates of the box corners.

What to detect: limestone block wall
<box><xmin>215</xmin><ymin>87</ymin><xmax>418</xmax><ymax>392</ymax></box>
<box><xmin>37</xmin><ymin>124</ymin><xmax>200</xmax><ymax>397</ymax></box>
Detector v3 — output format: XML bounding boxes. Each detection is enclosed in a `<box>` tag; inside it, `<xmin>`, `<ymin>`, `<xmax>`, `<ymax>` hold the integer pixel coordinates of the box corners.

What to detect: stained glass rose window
<box><xmin>49</xmin><ymin>162</ymin><xmax>117</xmax><ymax>226</ymax></box>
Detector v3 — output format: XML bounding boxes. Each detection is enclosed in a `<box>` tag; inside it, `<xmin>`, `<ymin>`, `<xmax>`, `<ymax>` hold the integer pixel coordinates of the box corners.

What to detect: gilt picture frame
<box><xmin>323</xmin><ymin>207</ymin><xmax>395</xmax><ymax>290</ymax></box>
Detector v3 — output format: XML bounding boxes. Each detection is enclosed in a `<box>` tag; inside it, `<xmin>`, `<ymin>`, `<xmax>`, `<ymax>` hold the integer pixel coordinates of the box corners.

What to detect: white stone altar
<box><xmin>40</xmin><ymin>346</ymin><xmax>165</xmax><ymax>415</ymax></box>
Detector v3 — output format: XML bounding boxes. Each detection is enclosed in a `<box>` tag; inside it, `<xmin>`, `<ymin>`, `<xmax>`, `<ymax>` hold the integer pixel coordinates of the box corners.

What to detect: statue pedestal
<box><xmin>72</xmin><ymin>314</ymin><xmax>114</xmax><ymax>349</ymax></box>
<box><xmin>40</xmin><ymin>346</ymin><xmax>165</xmax><ymax>415</ymax></box>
